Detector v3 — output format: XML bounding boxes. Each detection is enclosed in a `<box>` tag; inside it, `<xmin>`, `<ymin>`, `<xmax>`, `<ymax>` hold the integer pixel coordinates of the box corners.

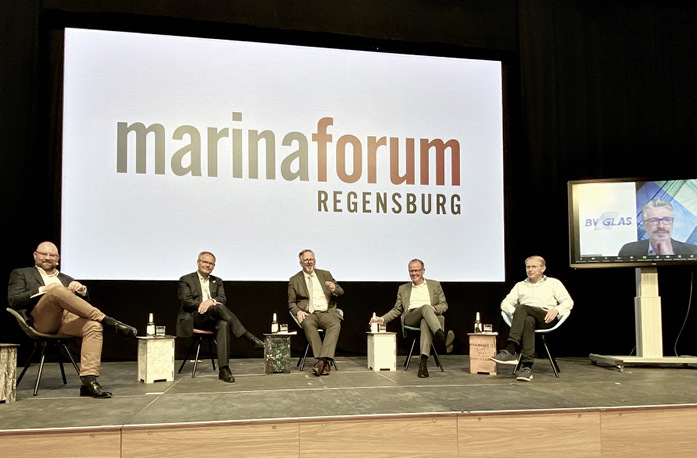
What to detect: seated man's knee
<box><xmin>45</xmin><ymin>285</ymin><xmax>71</xmax><ymax>299</ymax></box>
<box><xmin>301</xmin><ymin>319</ymin><xmax>317</xmax><ymax>331</ymax></box>
<box><xmin>84</xmin><ymin>320</ymin><xmax>103</xmax><ymax>336</ymax></box>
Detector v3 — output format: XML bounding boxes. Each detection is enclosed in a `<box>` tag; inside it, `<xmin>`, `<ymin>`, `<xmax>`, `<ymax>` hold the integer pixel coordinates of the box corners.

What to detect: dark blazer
<box><xmin>618</xmin><ymin>239</ymin><xmax>697</xmax><ymax>257</ymax></box>
<box><xmin>381</xmin><ymin>279</ymin><xmax>448</xmax><ymax>337</ymax></box>
<box><xmin>176</xmin><ymin>271</ymin><xmax>227</xmax><ymax>337</ymax></box>
<box><xmin>288</xmin><ymin>269</ymin><xmax>344</xmax><ymax>320</ymax></box>
<box><xmin>8</xmin><ymin>266</ymin><xmax>86</xmax><ymax>319</ymax></box>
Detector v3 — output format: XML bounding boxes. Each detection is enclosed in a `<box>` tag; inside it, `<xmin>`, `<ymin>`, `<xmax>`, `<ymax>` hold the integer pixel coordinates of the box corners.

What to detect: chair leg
<box><xmin>17</xmin><ymin>341</ymin><xmax>41</xmax><ymax>385</ymax></box>
<box><xmin>541</xmin><ymin>335</ymin><xmax>560</xmax><ymax>377</ymax></box>
<box><xmin>33</xmin><ymin>342</ymin><xmax>48</xmax><ymax>396</ymax></box>
<box><xmin>404</xmin><ymin>338</ymin><xmax>417</xmax><ymax>370</ymax></box>
<box><xmin>330</xmin><ymin>358</ymin><xmax>338</xmax><ymax>371</ymax></box>
<box><xmin>298</xmin><ymin>343</ymin><xmax>310</xmax><ymax>371</ymax></box>
<box><xmin>431</xmin><ymin>344</ymin><xmax>445</xmax><ymax>372</ymax></box>
<box><xmin>512</xmin><ymin>358</ymin><xmax>522</xmax><ymax>375</ymax></box>
<box><xmin>208</xmin><ymin>337</ymin><xmax>217</xmax><ymax>371</ymax></box>
<box><xmin>61</xmin><ymin>343</ymin><xmax>81</xmax><ymax>376</ymax></box>
<box><xmin>178</xmin><ymin>338</ymin><xmax>197</xmax><ymax>374</ymax></box>
<box><xmin>58</xmin><ymin>357</ymin><xmax>67</xmax><ymax>384</ymax></box>
<box><xmin>192</xmin><ymin>338</ymin><xmax>202</xmax><ymax>378</ymax></box>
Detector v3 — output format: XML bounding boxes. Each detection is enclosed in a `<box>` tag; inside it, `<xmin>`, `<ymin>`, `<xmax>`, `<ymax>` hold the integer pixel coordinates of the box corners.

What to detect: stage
<box><xmin>2</xmin><ymin>355</ymin><xmax>697</xmax><ymax>457</ymax></box>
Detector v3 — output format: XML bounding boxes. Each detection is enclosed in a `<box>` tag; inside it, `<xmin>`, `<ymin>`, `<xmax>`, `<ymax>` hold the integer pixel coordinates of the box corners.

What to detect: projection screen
<box><xmin>61</xmin><ymin>28</ymin><xmax>505</xmax><ymax>281</ymax></box>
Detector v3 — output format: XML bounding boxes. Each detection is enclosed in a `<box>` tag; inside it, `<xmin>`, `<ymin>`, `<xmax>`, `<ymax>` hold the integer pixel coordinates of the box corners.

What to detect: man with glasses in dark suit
<box><xmin>8</xmin><ymin>241</ymin><xmax>138</xmax><ymax>398</ymax></box>
<box><xmin>618</xmin><ymin>198</ymin><xmax>697</xmax><ymax>256</ymax></box>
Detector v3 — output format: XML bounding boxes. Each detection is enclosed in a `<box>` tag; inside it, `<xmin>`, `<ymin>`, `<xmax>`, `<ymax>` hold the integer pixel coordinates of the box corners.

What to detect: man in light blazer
<box><xmin>370</xmin><ymin>259</ymin><xmax>455</xmax><ymax>378</ymax></box>
<box><xmin>8</xmin><ymin>241</ymin><xmax>137</xmax><ymax>398</ymax></box>
<box><xmin>177</xmin><ymin>251</ymin><xmax>264</xmax><ymax>383</ymax></box>
<box><xmin>288</xmin><ymin>249</ymin><xmax>344</xmax><ymax>376</ymax></box>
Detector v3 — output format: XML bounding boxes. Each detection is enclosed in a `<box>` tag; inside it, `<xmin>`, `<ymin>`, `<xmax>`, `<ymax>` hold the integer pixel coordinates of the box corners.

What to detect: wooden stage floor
<box><xmin>2</xmin><ymin>355</ymin><xmax>697</xmax><ymax>457</ymax></box>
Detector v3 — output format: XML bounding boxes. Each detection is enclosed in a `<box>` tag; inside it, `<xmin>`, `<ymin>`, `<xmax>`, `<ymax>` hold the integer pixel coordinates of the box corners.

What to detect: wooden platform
<box><xmin>1</xmin><ymin>356</ymin><xmax>697</xmax><ymax>457</ymax></box>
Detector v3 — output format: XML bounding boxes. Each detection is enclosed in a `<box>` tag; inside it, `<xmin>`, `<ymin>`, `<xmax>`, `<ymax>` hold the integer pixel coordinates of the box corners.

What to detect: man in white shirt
<box><xmin>370</xmin><ymin>259</ymin><xmax>455</xmax><ymax>378</ymax></box>
<box><xmin>491</xmin><ymin>255</ymin><xmax>573</xmax><ymax>381</ymax></box>
<box><xmin>8</xmin><ymin>241</ymin><xmax>137</xmax><ymax>398</ymax></box>
<box><xmin>288</xmin><ymin>249</ymin><xmax>344</xmax><ymax>376</ymax></box>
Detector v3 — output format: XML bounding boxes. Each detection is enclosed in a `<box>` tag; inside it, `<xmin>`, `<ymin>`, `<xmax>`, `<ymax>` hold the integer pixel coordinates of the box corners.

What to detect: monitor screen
<box><xmin>568</xmin><ymin>178</ymin><xmax>697</xmax><ymax>268</ymax></box>
<box><xmin>60</xmin><ymin>28</ymin><xmax>505</xmax><ymax>281</ymax></box>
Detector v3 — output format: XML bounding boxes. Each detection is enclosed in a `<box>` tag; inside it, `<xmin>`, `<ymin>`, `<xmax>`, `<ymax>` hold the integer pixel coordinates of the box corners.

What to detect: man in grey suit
<box><xmin>618</xmin><ymin>198</ymin><xmax>697</xmax><ymax>256</ymax></box>
<box><xmin>8</xmin><ymin>241</ymin><xmax>137</xmax><ymax>398</ymax></box>
<box><xmin>177</xmin><ymin>251</ymin><xmax>264</xmax><ymax>383</ymax></box>
<box><xmin>370</xmin><ymin>259</ymin><xmax>455</xmax><ymax>378</ymax></box>
<box><xmin>288</xmin><ymin>249</ymin><xmax>344</xmax><ymax>376</ymax></box>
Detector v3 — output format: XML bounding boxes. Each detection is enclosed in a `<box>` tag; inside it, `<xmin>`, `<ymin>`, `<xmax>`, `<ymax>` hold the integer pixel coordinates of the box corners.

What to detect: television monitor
<box><xmin>568</xmin><ymin>178</ymin><xmax>697</xmax><ymax>268</ymax></box>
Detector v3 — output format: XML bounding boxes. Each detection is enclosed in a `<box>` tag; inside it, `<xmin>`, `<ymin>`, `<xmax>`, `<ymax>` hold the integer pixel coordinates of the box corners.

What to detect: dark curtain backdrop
<box><xmin>2</xmin><ymin>0</ymin><xmax>697</xmax><ymax>363</ymax></box>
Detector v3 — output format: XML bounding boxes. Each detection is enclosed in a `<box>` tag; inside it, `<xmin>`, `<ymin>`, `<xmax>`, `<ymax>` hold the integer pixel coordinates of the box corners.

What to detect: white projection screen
<box><xmin>61</xmin><ymin>28</ymin><xmax>504</xmax><ymax>281</ymax></box>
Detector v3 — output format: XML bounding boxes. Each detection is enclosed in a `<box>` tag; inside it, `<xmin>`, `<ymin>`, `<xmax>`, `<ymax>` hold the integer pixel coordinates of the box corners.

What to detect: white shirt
<box><xmin>305</xmin><ymin>271</ymin><xmax>328</xmax><ymax>312</ymax></box>
<box><xmin>36</xmin><ymin>266</ymin><xmax>87</xmax><ymax>295</ymax></box>
<box><xmin>197</xmin><ymin>273</ymin><xmax>212</xmax><ymax>301</ymax></box>
<box><xmin>500</xmin><ymin>275</ymin><xmax>573</xmax><ymax>316</ymax></box>
<box><xmin>408</xmin><ymin>281</ymin><xmax>431</xmax><ymax>310</ymax></box>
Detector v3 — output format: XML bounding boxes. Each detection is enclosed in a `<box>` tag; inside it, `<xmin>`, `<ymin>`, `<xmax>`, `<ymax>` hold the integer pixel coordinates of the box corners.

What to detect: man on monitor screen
<box><xmin>491</xmin><ymin>255</ymin><xmax>573</xmax><ymax>382</ymax></box>
<box><xmin>618</xmin><ymin>198</ymin><xmax>697</xmax><ymax>256</ymax></box>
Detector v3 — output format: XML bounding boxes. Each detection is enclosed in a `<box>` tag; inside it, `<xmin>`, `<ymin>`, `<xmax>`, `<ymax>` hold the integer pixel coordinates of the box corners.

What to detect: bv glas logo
<box><xmin>116</xmin><ymin>112</ymin><xmax>463</xmax><ymax>215</ymax></box>
<box><xmin>586</xmin><ymin>212</ymin><xmax>633</xmax><ymax>231</ymax></box>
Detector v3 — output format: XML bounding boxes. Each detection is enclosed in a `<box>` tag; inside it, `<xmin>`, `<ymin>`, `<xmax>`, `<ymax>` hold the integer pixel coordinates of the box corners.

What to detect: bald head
<box><xmin>34</xmin><ymin>241</ymin><xmax>60</xmax><ymax>273</ymax></box>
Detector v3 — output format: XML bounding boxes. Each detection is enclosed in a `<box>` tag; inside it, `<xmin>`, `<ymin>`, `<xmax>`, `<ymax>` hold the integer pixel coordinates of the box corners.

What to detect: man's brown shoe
<box><xmin>312</xmin><ymin>360</ymin><xmax>324</xmax><ymax>376</ymax></box>
<box><xmin>321</xmin><ymin>360</ymin><xmax>332</xmax><ymax>375</ymax></box>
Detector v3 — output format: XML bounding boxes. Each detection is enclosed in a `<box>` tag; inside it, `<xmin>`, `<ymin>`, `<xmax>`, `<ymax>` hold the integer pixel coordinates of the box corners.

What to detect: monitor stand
<box><xmin>589</xmin><ymin>267</ymin><xmax>697</xmax><ymax>371</ymax></box>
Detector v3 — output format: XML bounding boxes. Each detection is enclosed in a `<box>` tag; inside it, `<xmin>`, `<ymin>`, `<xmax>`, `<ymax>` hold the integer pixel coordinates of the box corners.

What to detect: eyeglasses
<box><xmin>645</xmin><ymin>217</ymin><xmax>674</xmax><ymax>226</ymax></box>
<box><xmin>408</xmin><ymin>269</ymin><xmax>423</xmax><ymax>273</ymax></box>
<box><xmin>35</xmin><ymin>251</ymin><xmax>59</xmax><ymax>259</ymax></box>
<box><xmin>198</xmin><ymin>260</ymin><xmax>215</xmax><ymax>266</ymax></box>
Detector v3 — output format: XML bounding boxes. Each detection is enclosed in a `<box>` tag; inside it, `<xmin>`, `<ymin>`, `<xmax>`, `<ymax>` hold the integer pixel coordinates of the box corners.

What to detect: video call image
<box><xmin>573</xmin><ymin>179</ymin><xmax>697</xmax><ymax>261</ymax></box>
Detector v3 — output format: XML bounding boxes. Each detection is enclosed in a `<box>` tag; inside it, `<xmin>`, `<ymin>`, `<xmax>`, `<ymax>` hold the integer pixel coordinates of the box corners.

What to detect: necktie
<box><xmin>307</xmin><ymin>275</ymin><xmax>314</xmax><ymax>313</ymax></box>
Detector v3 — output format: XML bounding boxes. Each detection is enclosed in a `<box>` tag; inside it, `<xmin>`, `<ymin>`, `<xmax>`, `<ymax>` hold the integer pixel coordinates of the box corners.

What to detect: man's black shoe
<box><xmin>219</xmin><ymin>366</ymin><xmax>235</xmax><ymax>383</ymax></box>
<box><xmin>79</xmin><ymin>378</ymin><xmax>112</xmax><ymax>398</ymax></box>
<box><xmin>251</xmin><ymin>336</ymin><xmax>265</xmax><ymax>350</ymax></box>
<box><xmin>418</xmin><ymin>357</ymin><xmax>429</xmax><ymax>378</ymax></box>
<box><xmin>113</xmin><ymin>321</ymin><xmax>137</xmax><ymax>337</ymax></box>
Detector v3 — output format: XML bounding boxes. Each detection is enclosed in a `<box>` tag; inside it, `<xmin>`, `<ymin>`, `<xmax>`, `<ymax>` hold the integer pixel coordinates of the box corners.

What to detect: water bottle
<box><xmin>370</xmin><ymin>313</ymin><xmax>379</xmax><ymax>333</ymax></box>
<box><xmin>146</xmin><ymin>313</ymin><xmax>155</xmax><ymax>336</ymax></box>
<box><xmin>271</xmin><ymin>313</ymin><xmax>279</xmax><ymax>333</ymax></box>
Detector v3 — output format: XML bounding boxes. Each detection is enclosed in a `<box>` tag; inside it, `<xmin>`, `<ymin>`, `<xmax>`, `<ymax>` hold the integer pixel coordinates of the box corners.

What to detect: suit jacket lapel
<box><xmin>403</xmin><ymin>283</ymin><xmax>412</xmax><ymax>308</ymax></box>
<box><xmin>30</xmin><ymin>267</ymin><xmax>45</xmax><ymax>288</ymax></box>
<box><xmin>298</xmin><ymin>272</ymin><xmax>310</xmax><ymax>298</ymax></box>
<box><xmin>191</xmin><ymin>272</ymin><xmax>204</xmax><ymax>300</ymax></box>
<box><xmin>427</xmin><ymin>280</ymin><xmax>437</xmax><ymax>305</ymax></box>
<box><xmin>209</xmin><ymin>276</ymin><xmax>217</xmax><ymax>297</ymax></box>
